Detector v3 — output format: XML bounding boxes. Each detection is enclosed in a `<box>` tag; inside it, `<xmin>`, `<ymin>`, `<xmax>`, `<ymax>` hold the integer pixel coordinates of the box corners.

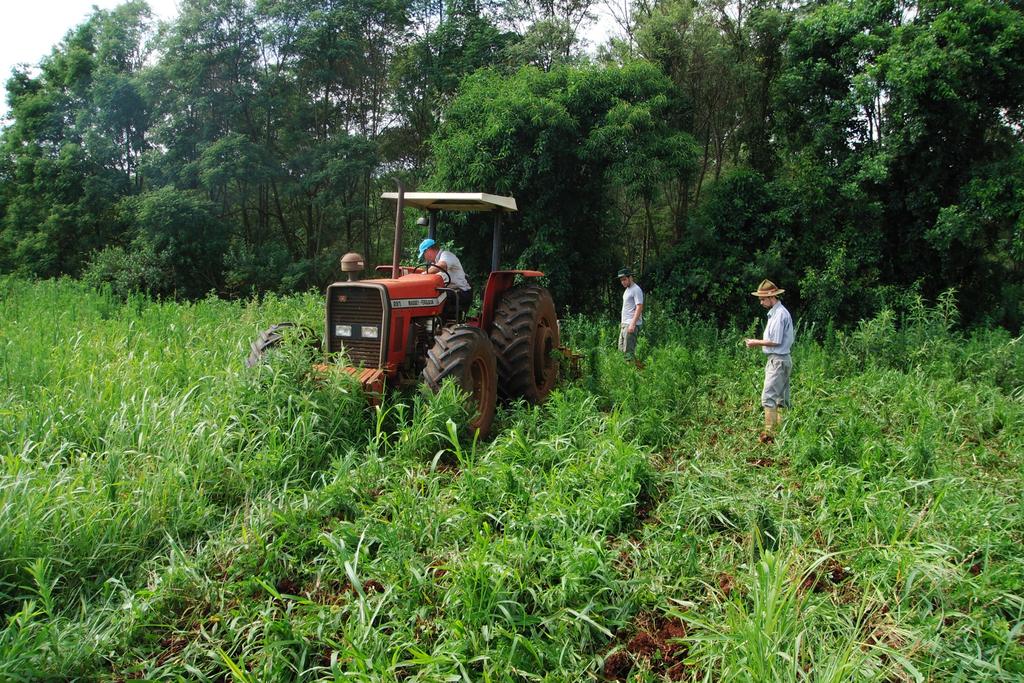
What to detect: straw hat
<box><xmin>751</xmin><ymin>279</ymin><xmax>785</xmax><ymax>297</ymax></box>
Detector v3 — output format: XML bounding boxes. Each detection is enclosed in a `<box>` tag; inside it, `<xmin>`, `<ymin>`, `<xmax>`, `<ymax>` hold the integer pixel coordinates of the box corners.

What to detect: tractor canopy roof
<box><xmin>380</xmin><ymin>192</ymin><xmax>517</xmax><ymax>213</ymax></box>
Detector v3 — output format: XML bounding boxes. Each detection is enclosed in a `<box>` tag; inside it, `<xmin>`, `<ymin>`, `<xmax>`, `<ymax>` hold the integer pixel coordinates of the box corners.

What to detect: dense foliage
<box><xmin>1</xmin><ymin>0</ymin><xmax>1022</xmax><ymax>327</ymax></box>
<box><xmin>430</xmin><ymin>63</ymin><xmax>697</xmax><ymax>306</ymax></box>
<box><xmin>0</xmin><ymin>278</ymin><xmax>1021</xmax><ymax>679</ymax></box>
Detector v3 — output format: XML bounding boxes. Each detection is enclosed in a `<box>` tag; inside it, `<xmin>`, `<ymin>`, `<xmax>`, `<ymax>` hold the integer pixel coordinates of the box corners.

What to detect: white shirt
<box><xmin>762</xmin><ymin>301</ymin><xmax>794</xmax><ymax>355</ymax></box>
<box><xmin>435</xmin><ymin>250</ymin><xmax>470</xmax><ymax>291</ymax></box>
<box><xmin>621</xmin><ymin>283</ymin><xmax>644</xmax><ymax>326</ymax></box>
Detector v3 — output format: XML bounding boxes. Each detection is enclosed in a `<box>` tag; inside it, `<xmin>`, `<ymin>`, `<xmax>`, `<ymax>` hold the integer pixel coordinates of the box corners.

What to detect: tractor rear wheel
<box><xmin>422</xmin><ymin>325</ymin><xmax>498</xmax><ymax>438</ymax></box>
<box><xmin>489</xmin><ymin>284</ymin><xmax>560</xmax><ymax>403</ymax></box>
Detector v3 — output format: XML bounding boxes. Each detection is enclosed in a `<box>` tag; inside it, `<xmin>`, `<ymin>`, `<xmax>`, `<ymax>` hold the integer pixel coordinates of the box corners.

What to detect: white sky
<box><xmin>0</xmin><ymin>0</ymin><xmax>179</xmax><ymax>117</ymax></box>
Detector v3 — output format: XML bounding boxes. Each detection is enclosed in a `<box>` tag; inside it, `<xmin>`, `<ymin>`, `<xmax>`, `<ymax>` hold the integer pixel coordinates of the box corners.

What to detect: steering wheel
<box><xmin>420</xmin><ymin>261</ymin><xmax>451</xmax><ymax>287</ymax></box>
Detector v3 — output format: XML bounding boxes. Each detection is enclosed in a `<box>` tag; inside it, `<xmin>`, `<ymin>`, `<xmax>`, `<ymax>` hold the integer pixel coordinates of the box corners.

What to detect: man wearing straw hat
<box><xmin>744</xmin><ymin>279</ymin><xmax>794</xmax><ymax>442</ymax></box>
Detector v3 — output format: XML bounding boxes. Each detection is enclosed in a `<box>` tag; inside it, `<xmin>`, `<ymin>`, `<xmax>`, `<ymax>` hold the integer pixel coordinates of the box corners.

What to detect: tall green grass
<box><xmin>1</xmin><ymin>277</ymin><xmax>1021</xmax><ymax>681</ymax></box>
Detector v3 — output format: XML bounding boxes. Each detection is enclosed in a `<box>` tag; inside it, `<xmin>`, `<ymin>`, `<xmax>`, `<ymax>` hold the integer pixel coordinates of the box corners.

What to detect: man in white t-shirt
<box><xmin>617</xmin><ymin>267</ymin><xmax>644</xmax><ymax>361</ymax></box>
<box><xmin>419</xmin><ymin>238</ymin><xmax>472</xmax><ymax>318</ymax></box>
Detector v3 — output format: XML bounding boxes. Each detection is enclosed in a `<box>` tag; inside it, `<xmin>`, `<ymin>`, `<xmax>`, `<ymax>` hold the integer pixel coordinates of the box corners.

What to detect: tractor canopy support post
<box><xmin>392</xmin><ymin>181</ymin><xmax>405</xmax><ymax>279</ymax></box>
<box><xmin>491</xmin><ymin>212</ymin><xmax>502</xmax><ymax>272</ymax></box>
<box><xmin>428</xmin><ymin>210</ymin><xmax>437</xmax><ymax>240</ymax></box>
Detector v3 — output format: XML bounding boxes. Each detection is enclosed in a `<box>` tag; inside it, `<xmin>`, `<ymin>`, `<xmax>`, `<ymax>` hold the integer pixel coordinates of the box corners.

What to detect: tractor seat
<box><xmin>440</xmin><ymin>287</ymin><xmax>473</xmax><ymax>321</ymax></box>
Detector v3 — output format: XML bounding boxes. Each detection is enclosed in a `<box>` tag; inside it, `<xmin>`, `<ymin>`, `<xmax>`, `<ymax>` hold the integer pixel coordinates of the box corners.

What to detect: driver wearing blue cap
<box><xmin>418</xmin><ymin>238</ymin><xmax>472</xmax><ymax>318</ymax></box>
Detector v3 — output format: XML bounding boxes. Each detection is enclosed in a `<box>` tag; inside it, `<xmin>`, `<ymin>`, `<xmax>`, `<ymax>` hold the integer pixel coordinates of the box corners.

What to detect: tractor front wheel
<box><xmin>422</xmin><ymin>325</ymin><xmax>498</xmax><ymax>438</ymax></box>
<box><xmin>245</xmin><ymin>322</ymin><xmax>321</xmax><ymax>368</ymax></box>
<box><xmin>489</xmin><ymin>284</ymin><xmax>560</xmax><ymax>403</ymax></box>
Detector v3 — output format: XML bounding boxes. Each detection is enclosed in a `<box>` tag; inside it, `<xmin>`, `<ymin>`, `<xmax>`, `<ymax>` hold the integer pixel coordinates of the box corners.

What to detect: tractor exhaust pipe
<box><xmin>391</xmin><ymin>180</ymin><xmax>405</xmax><ymax>279</ymax></box>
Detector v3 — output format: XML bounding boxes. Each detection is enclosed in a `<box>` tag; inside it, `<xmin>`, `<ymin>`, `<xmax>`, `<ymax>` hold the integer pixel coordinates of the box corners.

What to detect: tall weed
<box><xmin>1</xmin><ymin>279</ymin><xmax>1021</xmax><ymax>680</ymax></box>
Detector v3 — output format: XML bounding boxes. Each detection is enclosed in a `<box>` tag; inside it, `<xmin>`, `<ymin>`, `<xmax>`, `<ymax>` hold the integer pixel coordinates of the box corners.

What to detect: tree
<box><xmin>392</xmin><ymin>1</ymin><xmax>513</xmax><ymax>170</ymax></box>
<box><xmin>501</xmin><ymin>0</ymin><xmax>599</xmax><ymax>69</ymax></box>
<box><xmin>98</xmin><ymin>186</ymin><xmax>226</xmax><ymax>298</ymax></box>
<box><xmin>430</xmin><ymin>62</ymin><xmax>697</xmax><ymax>310</ymax></box>
<box><xmin>877</xmin><ymin>0</ymin><xmax>1024</xmax><ymax>324</ymax></box>
<box><xmin>0</xmin><ymin>2</ymin><xmax>154</xmax><ymax>277</ymax></box>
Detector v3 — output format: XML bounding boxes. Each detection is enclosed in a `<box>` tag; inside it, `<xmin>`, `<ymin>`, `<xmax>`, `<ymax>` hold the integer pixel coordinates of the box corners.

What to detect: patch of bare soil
<box><xmin>301</xmin><ymin>575</ymin><xmax>384</xmax><ymax>604</ymax></box>
<box><xmin>603</xmin><ymin>650</ymin><xmax>632</xmax><ymax>680</ymax></box>
<box><xmin>429</xmin><ymin>558</ymin><xmax>449</xmax><ymax>580</ymax></box>
<box><xmin>433</xmin><ymin>458</ymin><xmax>460</xmax><ymax>474</ymax></box>
<box><xmin>361</xmin><ymin>579</ymin><xmax>386</xmax><ymax>593</ymax></box>
<box><xmin>602</xmin><ymin>613</ymin><xmax>692</xmax><ymax>681</ymax></box>
<box><xmin>276</xmin><ymin>576</ymin><xmax>301</xmax><ymax>595</ymax></box>
<box><xmin>634</xmin><ymin>488</ymin><xmax>657</xmax><ymax>523</ymax></box>
<box><xmin>801</xmin><ymin>558</ymin><xmax>850</xmax><ymax>593</ymax></box>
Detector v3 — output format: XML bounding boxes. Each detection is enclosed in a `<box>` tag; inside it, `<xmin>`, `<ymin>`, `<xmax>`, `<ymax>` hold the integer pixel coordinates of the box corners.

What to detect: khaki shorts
<box><xmin>761</xmin><ymin>354</ymin><xmax>792</xmax><ymax>408</ymax></box>
<box><xmin>618</xmin><ymin>324</ymin><xmax>638</xmax><ymax>359</ymax></box>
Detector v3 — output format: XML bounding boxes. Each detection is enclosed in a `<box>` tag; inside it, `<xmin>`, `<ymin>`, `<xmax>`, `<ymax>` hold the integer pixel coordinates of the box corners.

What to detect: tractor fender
<box><xmin>479</xmin><ymin>270</ymin><xmax>544</xmax><ymax>332</ymax></box>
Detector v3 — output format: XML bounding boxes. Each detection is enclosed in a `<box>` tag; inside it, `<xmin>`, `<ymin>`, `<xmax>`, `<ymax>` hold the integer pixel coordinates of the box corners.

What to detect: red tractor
<box><xmin>247</xmin><ymin>188</ymin><xmax>561</xmax><ymax>436</ymax></box>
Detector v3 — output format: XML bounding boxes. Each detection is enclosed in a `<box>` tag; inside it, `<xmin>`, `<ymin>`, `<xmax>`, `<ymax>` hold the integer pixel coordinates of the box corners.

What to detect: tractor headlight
<box><xmin>361</xmin><ymin>325</ymin><xmax>379</xmax><ymax>339</ymax></box>
<box><xmin>335</xmin><ymin>324</ymin><xmax>352</xmax><ymax>337</ymax></box>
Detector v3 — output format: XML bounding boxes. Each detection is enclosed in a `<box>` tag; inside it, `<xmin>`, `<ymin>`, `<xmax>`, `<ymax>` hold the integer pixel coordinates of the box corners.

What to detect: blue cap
<box><xmin>417</xmin><ymin>238</ymin><xmax>436</xmax><ymax>260</ymax></box>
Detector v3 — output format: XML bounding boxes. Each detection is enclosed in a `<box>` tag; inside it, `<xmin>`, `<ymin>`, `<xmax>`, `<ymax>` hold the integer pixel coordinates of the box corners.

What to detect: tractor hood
<box><xmin>368</xmin><ymin>272</ymin><xmax>447</xmax><ymax>298</ymax></box>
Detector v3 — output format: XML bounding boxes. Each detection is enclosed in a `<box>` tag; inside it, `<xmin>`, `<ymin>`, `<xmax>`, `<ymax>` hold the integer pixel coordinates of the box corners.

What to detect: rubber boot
<box><xmin>775</xmin><ymin>408</ymin><xmax>784</xmax><ymax>428</ymax></box>
<box><xmin>759</xmin><ymin>408</ymin><xmax>777</xmax><ymax>443</ymax></box>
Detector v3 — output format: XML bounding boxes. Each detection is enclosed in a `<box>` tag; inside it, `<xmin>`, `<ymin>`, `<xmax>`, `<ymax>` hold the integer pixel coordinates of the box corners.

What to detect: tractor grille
<box><xmin>326</xmin><ymin>283</ymin><xmax>388</xmax><ymax>368</ymax></box>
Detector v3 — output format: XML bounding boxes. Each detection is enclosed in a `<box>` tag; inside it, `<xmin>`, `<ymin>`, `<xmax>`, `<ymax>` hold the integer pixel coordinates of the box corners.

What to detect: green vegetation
<box><xmin>2</xmin><ymin>0</ymin><xmax>1020</xmax><ymax>677</ymax></box>
<box><xmin>1</xmin><ymin>278</ymin><xmax>1021</xmax><ymax>680</ymax></box>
